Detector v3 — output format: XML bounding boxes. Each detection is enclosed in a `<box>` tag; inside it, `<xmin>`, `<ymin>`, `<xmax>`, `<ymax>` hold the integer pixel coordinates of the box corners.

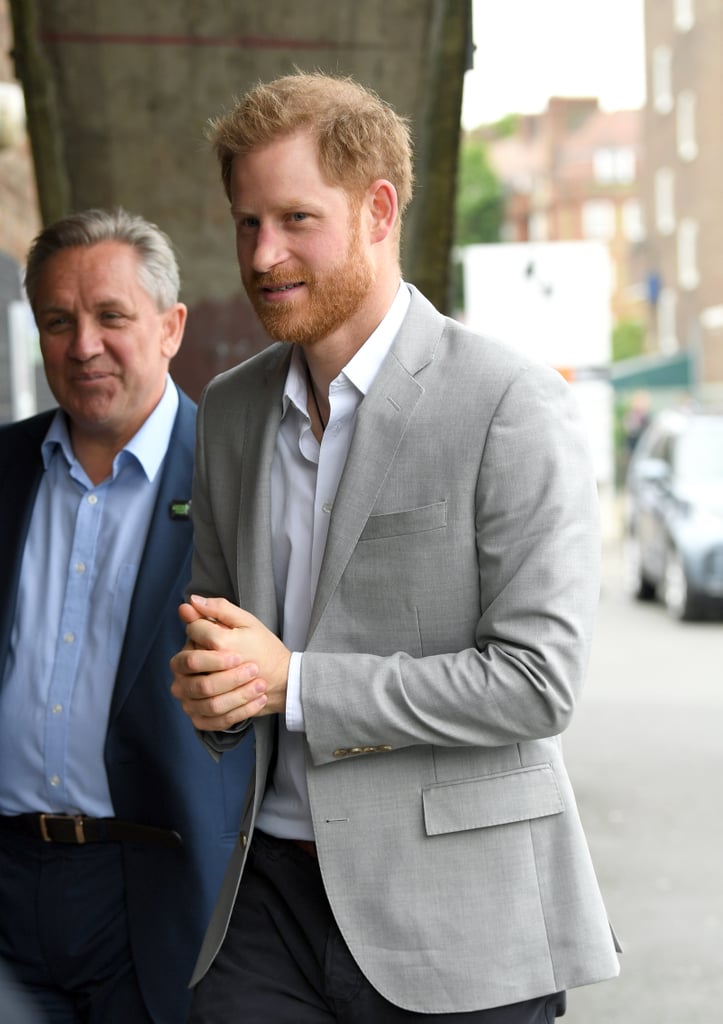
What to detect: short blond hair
<box><xmin>208</xmin><ymin>72</ymin><xmax>414</xmax><ymax>218</ymax></box>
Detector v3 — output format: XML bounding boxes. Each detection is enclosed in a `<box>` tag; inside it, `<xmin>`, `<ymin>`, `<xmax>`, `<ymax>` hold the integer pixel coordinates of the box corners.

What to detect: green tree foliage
<box><xmin>454</xmin><ymin>136</ymin><xmax>503</xmax><ymax>247</ymax></box>
<box><xmin>490</xmin><ymin>113</ymin><xmax>519</xmax><ymax>139</ymax></box>
<box><xmin>612</xmin><ymin>318</ymin><xmax>645</xmax><ymax>362</ymax></box>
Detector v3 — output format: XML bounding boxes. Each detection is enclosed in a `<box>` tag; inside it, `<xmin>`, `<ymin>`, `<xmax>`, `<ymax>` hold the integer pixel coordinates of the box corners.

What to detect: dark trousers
<box><xmin>0</xmin><ymin>830</ymin><xmax>153</xmax><ymax>1024</ymax></box>
<box><xmin>190</xmin><ymin>830</ymin><xmax>566</xmax><ymax>1024</ymax></box>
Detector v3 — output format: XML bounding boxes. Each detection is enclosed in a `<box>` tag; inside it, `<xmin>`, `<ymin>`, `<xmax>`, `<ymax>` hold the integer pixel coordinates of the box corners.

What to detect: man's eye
<box><xmin>44</xmin><ymin>316</ymin><xmax>69</xmax><ymax>331</ymax></box>
<box><xmin>289</xmin><ymin>212</ymin><xmax>307</xmax><ymax>222</ymax></box>
<box><xmin>237</xmin><ymin>216</ymin><xmax>259</xmax><ymax>230</ymax></box>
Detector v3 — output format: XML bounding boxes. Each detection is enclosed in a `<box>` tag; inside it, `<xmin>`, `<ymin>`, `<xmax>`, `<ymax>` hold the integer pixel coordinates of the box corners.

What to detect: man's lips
<box><xmin>71</xmin><ymin>370</ymin><xmax>115</xmax><ymax>384</ymax></box>
<box><xmin>259</xmin><ymin>280</ymin><xmax>305</xmax><ymax>302</ymax></box>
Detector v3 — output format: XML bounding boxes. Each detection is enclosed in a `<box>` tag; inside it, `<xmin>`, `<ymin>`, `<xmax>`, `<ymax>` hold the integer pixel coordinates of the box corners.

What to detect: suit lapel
<box><xmin>109</xmin><ymin>391</ymin><xmax>195</xmax><ymax>720</ymax></box>
<box><xmin>0</xmin><ymin>413</ymin><xmax>54</xmax><ymax>668</ymax></box>
<box><xmin>235</xmin><ymin>348</ymin><xmax>289</xmax><ymax>631</ymax></box>
<box><xmin>308</xmin><ymin>287</ymin><xmax>443</xmax><ymax>640</ymax></box>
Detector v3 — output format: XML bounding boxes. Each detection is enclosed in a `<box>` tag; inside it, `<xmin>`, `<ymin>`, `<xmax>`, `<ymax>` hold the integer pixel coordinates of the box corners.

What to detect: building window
<box><xmin>677</xmin><ymin>218</ymin><xmax>700</xmax><ymax>290</ymax></box>
<box><xmin>528</xmin><ymin>211</ymin><xmax>548</xmax><ymax>241</ymax></box>
<box><xmin>582</xmin><ymin>200</ymin><xmax>616</xmax><ymax>241</ymax></box>
<box><xmin>593</xmin><ymin>147</ymin><xmax>636</xmax><ymax>185</ymax></box>
<box><xmin>674</xmin><ymin>0</ymin><xmax>695</xmax><ymax>32</ymax></box>
<box><xmin>654</xmin><ymin>167</ymin><xmax>675</xmax><ymax>235</ymax></box>
<box><xmin>676</xmin><ymin>91</ymin><xmax>698</xmax><ymax>161</ymax></box>
<box><xmin>653</xmin><ymin>46</ymin><xmax>673</xmax><ymax>114</ymax></box>
<box><xmin>658</xmin><ymin>288</ymin><xmax>678</xmax><ymax>354</ymax></box>
<box><xmin>622</xmin><ymin>199</ymin><xmax>645</xmax><ymax>243</ymax></box>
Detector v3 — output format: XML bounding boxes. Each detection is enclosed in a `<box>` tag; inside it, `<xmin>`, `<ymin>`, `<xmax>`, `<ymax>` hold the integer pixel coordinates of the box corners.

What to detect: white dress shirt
<box><xmin>256</xmin><ymin>283</ymin><xmax>411</xmax><ymax>840</ymax></box>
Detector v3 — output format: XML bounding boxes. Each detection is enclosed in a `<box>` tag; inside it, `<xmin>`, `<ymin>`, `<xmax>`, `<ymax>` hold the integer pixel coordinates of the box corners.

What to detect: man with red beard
<box><xmin>170</xmin><ymin>72</ymin><xmax>620</xmax><ymax>1023</ymax></box>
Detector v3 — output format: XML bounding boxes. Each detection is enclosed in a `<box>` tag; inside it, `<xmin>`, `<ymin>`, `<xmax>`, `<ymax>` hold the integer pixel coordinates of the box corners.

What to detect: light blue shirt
<box><xmin>256</xmin><ymin>282</ymin><xmax>411</xmax><ymax>840</ymax></box>
<box><xmin>0</xmin><ymin>380</ymin><xmax>179</xmax><ymax>817</ymax></box>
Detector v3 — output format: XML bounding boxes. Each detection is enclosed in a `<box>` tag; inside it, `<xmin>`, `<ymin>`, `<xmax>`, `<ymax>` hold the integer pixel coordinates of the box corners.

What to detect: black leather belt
<box><xmin>0</xmin><ymin>813</ymin><xmax>182</xmax><ymax>848</ymax></box>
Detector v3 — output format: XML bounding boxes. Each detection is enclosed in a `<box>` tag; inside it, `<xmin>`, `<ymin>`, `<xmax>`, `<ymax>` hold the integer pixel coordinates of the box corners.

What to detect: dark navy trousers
<box><xmin>0</xmin><ymin>830</ymin><xmax>153</xmax><ymax>1023</ymax></box>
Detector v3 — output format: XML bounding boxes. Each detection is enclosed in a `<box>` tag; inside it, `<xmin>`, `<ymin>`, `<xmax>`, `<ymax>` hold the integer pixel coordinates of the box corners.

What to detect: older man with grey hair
<box><xmin>0</xmin><ymin>208</ymin><xmax>251</xmax><ymax>1024</ymax></box>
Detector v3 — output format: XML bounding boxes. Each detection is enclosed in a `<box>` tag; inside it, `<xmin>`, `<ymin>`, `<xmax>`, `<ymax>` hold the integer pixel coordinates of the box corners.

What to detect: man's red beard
<box><xmin>245</xmin><ymin>229</ymin><xmax>374</xmax><ymax>347</ymax></box>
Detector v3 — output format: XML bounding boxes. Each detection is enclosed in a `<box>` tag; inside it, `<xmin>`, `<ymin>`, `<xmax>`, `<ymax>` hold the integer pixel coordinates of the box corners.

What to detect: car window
<box><xmin>650</xmin><ymin>431</ymin><xmax>674</xmax><ymax>465</ymax></box>
<box><xmin>674</xmin><ymin>420</ymin><xmax>723</xmax><ymax>482</ymax></box>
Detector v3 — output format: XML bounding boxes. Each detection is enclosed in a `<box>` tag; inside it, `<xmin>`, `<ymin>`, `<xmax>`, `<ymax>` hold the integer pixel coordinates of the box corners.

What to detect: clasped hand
<box><xmin>170</xmin><ymin>595</ymin><xmax>290</xmax><ymax>731</ymax></box>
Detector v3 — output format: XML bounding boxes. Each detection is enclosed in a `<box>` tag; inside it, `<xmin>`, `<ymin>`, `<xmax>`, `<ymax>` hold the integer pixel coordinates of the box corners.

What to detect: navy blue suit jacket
<box><xmin>0</xmin><ymin>387</ymin><xmax>252</xmax><ymax>1023</ymax></box>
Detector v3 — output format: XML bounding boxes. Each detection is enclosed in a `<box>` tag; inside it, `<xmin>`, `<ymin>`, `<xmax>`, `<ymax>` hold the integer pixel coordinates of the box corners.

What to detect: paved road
<box><xmin>563</xmin><ymin>538</ymin><xmax>723</xmax><ymax>1023</ymax></box>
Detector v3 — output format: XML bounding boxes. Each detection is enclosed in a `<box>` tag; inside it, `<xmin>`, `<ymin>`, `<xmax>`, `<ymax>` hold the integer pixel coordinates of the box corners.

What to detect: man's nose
<box><xmin>68</xmin><ymin>321</ymin><xmax>104</xmax><ymax>359</ymax></box>
<box><xmin>250</xmin><ymin>223</ymin><xmax>289</xmax><ymax>274</ymax></box>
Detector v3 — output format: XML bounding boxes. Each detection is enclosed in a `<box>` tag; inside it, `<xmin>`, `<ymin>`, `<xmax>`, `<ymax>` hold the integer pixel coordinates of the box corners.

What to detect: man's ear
<box><xmin>160</xmin><ymin>303</ymin><xmax>188</xmax><ymax>360</ymax></box>
<box><xmin>365</xmin><ymin>179</ymin><xmax>399</xmax><ymax>244</ymax></box>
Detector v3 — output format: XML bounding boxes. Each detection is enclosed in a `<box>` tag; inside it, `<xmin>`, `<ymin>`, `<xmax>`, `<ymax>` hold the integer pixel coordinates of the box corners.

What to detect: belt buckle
<box><xmin>38</xmin><ymin>813</ymin><xmax>86</xmax><ymax>844</ymax></box>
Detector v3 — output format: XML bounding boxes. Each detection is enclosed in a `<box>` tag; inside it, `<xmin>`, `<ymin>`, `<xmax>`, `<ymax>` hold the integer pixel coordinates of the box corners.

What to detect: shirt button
<box><xmin>87</xmin><ymin>494</ymin><xmax>98</xmax><ymax>505</ymax></box>
<box><xmin>52</xmin><ymin>704</ymin><xmax>63</xmax><ymax>714</ymax></box>
<box><xmin>49</xmin><ymin>775</ymin><xmax>60</xmax><ymax>787</ymax></box>
<box><xmin>322</xmin><ymin>502</ymin><xmax>333</xmax><ymax>514</ymax></box>
<box><xmin>63</xmin><ymin>632</ymin><xmax>75</xmax><ymax>644</ymax></box>
<box><xmin>74</xmin><ymin>562</ymin><xmax>86</xmax><ymax>573</ymax></box>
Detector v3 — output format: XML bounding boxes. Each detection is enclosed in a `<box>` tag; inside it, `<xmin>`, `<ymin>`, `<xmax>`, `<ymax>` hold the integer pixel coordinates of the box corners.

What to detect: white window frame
<box><xmin>658</xmin><ymin>288</ymin><xmax>678</xmax><ymax>354</ymax></box>
<box><xmin>676</xmin><ymin>90</ymin><xmax>698</xmax><ymax>161</ymax></box>
<box><xmin>528</xmin><ymin>211</ymin><xmax>548</xmax><ymax>242</ymax></box>
<box><xmin>677</xmin><ymin>217</ymin><xmax>700</xmax><ymax>290</ymax></box>
<box><xmin>622</xmin><ymin>198</ymin><xmax>645</xmax><ymax>243</ymax></box>
<box><xmin>593</xmin><ymin>146</ymin><xmax>636</xmax><ymax>185</ymax></box>
<box><xmin>653</xmin><ymin>46</ymin><xmax>673</xmax><ymax>114</ymax></box>
<box><xmin>581</xmin><ymin>199</ymin><xmax>616</xmax><ymax>241</ymax></box>
<box><xmin>654</xmin><ymin>167</ymin><xmax>675</xmax><ymax>235</ymax></box>
<box><xmin>674</xmin><ymin>0</ymin><xmax>695</xmax><ymax>32</ymax></box>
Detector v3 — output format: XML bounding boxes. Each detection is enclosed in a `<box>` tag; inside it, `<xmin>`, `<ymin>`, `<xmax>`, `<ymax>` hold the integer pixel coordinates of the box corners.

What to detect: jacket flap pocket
<box><xmin>360</xmin><ymin>500</ymin><xmax>447</xmax><ymax>541</ymax></box>
<box><xmin>422</xmin><ymin>764</ymin><xmax>563</xmax><ymax>837</ymax></box>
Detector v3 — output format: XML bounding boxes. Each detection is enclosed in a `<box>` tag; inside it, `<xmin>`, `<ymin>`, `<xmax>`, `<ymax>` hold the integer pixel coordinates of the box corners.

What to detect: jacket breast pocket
<box><xmin>422</xmin><ymin>764</ymin><xmax>564</xmax><ymax>837</ymax></box>
<box><xmin>359</xmin><ymin>500</ymin><xmax>447</xmax><ymax>542</ymax></box>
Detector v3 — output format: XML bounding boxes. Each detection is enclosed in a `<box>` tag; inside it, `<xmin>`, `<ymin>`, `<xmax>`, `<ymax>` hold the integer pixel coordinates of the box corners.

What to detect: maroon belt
<box><xmin>290</xmin><ymin>837</ymin><xmax>318</xmax><ymax>859</ymax></box>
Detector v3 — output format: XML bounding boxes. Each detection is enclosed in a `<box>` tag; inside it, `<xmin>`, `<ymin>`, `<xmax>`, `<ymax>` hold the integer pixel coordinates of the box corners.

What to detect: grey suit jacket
<box><xmin>188</xmin><ymin>286</ymin><xmax>620</xmax><ymax>1013</ymax></box>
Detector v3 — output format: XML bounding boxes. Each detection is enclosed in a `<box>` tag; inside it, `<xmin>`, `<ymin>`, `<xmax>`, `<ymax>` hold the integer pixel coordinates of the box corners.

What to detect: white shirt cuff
<box><xmin>285</xmin><ymin>651</ymin><xmax>305</xmax><ymax>732</ymax></box>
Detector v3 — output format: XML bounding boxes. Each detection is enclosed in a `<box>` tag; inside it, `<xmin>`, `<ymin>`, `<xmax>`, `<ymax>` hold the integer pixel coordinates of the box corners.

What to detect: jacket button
<box><xmin>240</xmin><ymin>831</ymin><xmax>248</xmax><ymax>848</ymax></box>
<box><xmin>333</xmin><ymin>749</ymin><xmax>348</xmax><ymax>758</ymax></box>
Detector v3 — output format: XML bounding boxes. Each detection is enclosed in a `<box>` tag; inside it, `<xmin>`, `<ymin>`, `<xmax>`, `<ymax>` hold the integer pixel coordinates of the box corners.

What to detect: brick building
<box><xmin>641</xmin><ymin>0</ymin><xmax>723</xmax><ymax>399</ymax></box>
<box><xmin>478</xmin><ymin>97</ymin><xmax>646</xmax><ymax>328</ymax></box>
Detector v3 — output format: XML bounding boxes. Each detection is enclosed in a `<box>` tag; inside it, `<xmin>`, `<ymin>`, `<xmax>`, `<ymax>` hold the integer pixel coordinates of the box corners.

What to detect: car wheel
<box><xmin>622</xmin><ymin>534</ymin><xmax>656</xmax><ymax>601</ymax></box>
<box><xmin>663</xmin><ymin>547</ymin><xmax>701</xmax><ymax>621</ymax></box>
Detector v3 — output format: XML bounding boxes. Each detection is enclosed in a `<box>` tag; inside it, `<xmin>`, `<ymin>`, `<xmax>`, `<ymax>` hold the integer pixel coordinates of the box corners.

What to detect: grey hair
<box><xmin>24</xmin><ymin>207</ymin><xmax>181</xmax><ymax>312</ymax></box>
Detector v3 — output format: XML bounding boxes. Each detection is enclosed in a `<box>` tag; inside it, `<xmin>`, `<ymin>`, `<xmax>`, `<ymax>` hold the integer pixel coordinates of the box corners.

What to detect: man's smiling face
<box><xmin>230</xmin><ymin>131</ymin><xmax>374</xmax><ymax>348</ymax></box>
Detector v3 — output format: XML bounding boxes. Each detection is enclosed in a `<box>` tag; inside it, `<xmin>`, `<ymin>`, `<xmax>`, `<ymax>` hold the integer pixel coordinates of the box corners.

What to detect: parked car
<box><xmin>622</xmin><ymin>408</ymin><xmax>723</xmax><ymax>620</ymax></box>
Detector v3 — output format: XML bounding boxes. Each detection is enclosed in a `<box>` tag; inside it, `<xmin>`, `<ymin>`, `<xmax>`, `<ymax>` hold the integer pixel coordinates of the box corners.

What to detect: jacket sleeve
<box><xmin>301</xmin><ymin>362</ymin><xmax>601</xmax><ymax>765</ymax></box>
